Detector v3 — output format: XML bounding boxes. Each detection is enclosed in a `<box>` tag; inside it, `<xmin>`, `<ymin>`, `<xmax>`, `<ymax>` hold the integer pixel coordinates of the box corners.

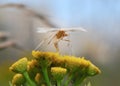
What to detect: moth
<box><xmin>35</xmin><ymin>27</ymin><xmax>87</xmax><ymax>52</ymax></box>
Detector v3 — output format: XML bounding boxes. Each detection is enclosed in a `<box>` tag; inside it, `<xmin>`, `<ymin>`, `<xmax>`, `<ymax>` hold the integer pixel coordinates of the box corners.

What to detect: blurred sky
<box><xmin>0</xmin><ymin>0</ymin><xmax>119</xmax><ymax>40</ymax></box>
<box><xmin>0</xmin><ymin>0</ymin><xmax>119</xmax><ymax>27</ymax></box>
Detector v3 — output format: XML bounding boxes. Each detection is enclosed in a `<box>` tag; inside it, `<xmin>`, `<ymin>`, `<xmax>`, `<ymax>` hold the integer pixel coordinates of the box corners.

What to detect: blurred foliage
<box><xmin>0</xmin><ymin>60</ymin><xmax>14</xmax><ymax>86</ymax></box>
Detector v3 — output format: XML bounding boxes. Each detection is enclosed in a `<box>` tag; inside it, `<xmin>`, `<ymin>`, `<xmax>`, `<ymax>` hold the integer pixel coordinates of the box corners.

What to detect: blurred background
<box><xmin>0</xmin><ymin>0</ymin><xmax>120</xmax><ymax>86</ymax></box>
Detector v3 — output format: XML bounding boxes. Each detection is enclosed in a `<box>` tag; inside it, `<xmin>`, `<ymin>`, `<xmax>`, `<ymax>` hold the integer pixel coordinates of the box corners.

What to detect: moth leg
<box><xmin>53</xmin><ymin>39</ymin><xmax>60</xmax><ymax>52</ymax></box>
<box><xmin>66</xmin><ymin>34</ymin><xmax>73</xmax><ymax>55</ymax></box>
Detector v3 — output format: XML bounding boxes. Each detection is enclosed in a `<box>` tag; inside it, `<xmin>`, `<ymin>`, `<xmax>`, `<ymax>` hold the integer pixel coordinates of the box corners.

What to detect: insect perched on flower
<box><xmin>35</xmin><ymin>27</ymin><xmax>87</xmax><ymax>52</ymax></box>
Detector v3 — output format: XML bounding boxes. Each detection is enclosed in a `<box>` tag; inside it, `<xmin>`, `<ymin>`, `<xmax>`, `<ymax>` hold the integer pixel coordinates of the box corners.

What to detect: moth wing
<box><xmin>61</xmin><ymin>27</ymin><xmax>87</xmax><ymax>32</ymax></box>
<box><xmin>37</xmin><ymin>28</ymin><xmax>60</xmax><ymax>33</ymax></box>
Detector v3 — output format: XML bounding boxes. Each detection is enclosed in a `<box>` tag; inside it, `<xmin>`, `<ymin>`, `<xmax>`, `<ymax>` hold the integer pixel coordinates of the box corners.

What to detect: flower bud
<box><xmin>12</xmin><ymin>74</ymin><xmax>26</xmax><ymax>86</ymax></box>
<box><xmin>51</xmin><ymin>67</ymin><xmax>67</xmax><ymax>80</ymax></box>
<box><xmin>9</xmin><ymin>57</ymin><xmax>28</xmax><ymax>73</ymax></box>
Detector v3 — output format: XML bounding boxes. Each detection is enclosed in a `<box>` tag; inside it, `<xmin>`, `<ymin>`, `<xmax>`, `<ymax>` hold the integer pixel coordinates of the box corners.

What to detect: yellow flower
<box><xmin>52</xmin><ymin>56</ymin><xmax>65</xmax><ymax>67</ymax></box>
<box><xmin>12</xmin><ymin>74</ymin><xmax>26</xmax><ymax>86</ymax></box>
<box><xmin>27</xmin><ymin>59</ymin><xmax>38</xmax><ymax>69</ymax></box>
<box><xmin>32</xmin><ymin>50</ymin><xmax>59</xmax><ymax>59</ymax></box>
<box><xmin>32</xmin><ymin>50</ymin><xmax>42</xmax><ymax>58</ymax></box>
<box><xmin>27</xmin><ymin>60</ymin><xmax>40</xmax><ymax>79</ymax></box>
<box><xmin>32</xmin><ymin>51</ymin><xmax>59</xmax><ymax>67</ymax></box>
<box><xmin>9</xmin><ymin>57</ymin><xmax>28</xmax><ymax>73</ymax></box>
<box><xmin>51</xmin><ymin>67</ymin><xmax>67</xmax><ymax>80</ymax></box>
<box><xmin>87</xmin><ymin>64</ymin><xmax>101</xmax><ymax>76</ymax></box>
<box><xmin>63</xmin><ymin>56</ymin><xmax>90</xmax><ymax>72</ymax></box>
<box><xmin>78</xmin><ymin>57</ymin><xmax>91</xmax><ymax>68</ymax></box>
<box><xmin>35</xmin><ymin>73</ymin><xmax>41</xmax><ymax>84</ymax></box>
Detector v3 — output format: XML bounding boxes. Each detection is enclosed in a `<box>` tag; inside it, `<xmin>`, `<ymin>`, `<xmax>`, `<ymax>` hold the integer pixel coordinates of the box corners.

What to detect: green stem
<box><xmin>74</xmin><ymin>75</ymin><xmax>86</xmax><ymax>86</ymax></box>
<box><xmin>24</xmin><ymin>82</ymin><xmax>29</xmax><ymax>86</ymax></box>
<box><xmin>9</xmin><ymin>81</ymin><xmax>12</xmax><ymax>86</ymax></box>
<box><xmin>64</xmin><ymin>74</ymin><xmax>73</xmax><ymax>86</ymax></box>
<box><xmin>57</xmin><ymin>80</ymin><xmax>61</xmax><ymax>86</ymax></box>
<box><xmin>42</xmin><ymin>67</ymin><xmax>51</xmax><ymax>86</ymax></box>
<box><xmin>23</xmin><ymin>71</ymin><xmax>36</xmax><ymax>86</ymax></box>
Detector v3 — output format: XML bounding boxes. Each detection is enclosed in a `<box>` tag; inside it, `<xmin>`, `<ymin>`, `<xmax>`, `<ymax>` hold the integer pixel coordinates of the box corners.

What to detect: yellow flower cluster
<box><xmin>32</xmin><ymin>50</ymin><xmax>59</xmax><ymax>68</ymax></box>
<box><xmin>9</xmin><ymin>50</ymin><xmax>101</xmax><ymax>86</ymax></box>
<box><xmin>32</xmin><ymin>51</ymin><xmax>101</xmax><ymax>76</ymax></box>
<box><xmin>63</xmin><ymin>56</ymin><xmax>90</xmax><ymax>71</ymax></box>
